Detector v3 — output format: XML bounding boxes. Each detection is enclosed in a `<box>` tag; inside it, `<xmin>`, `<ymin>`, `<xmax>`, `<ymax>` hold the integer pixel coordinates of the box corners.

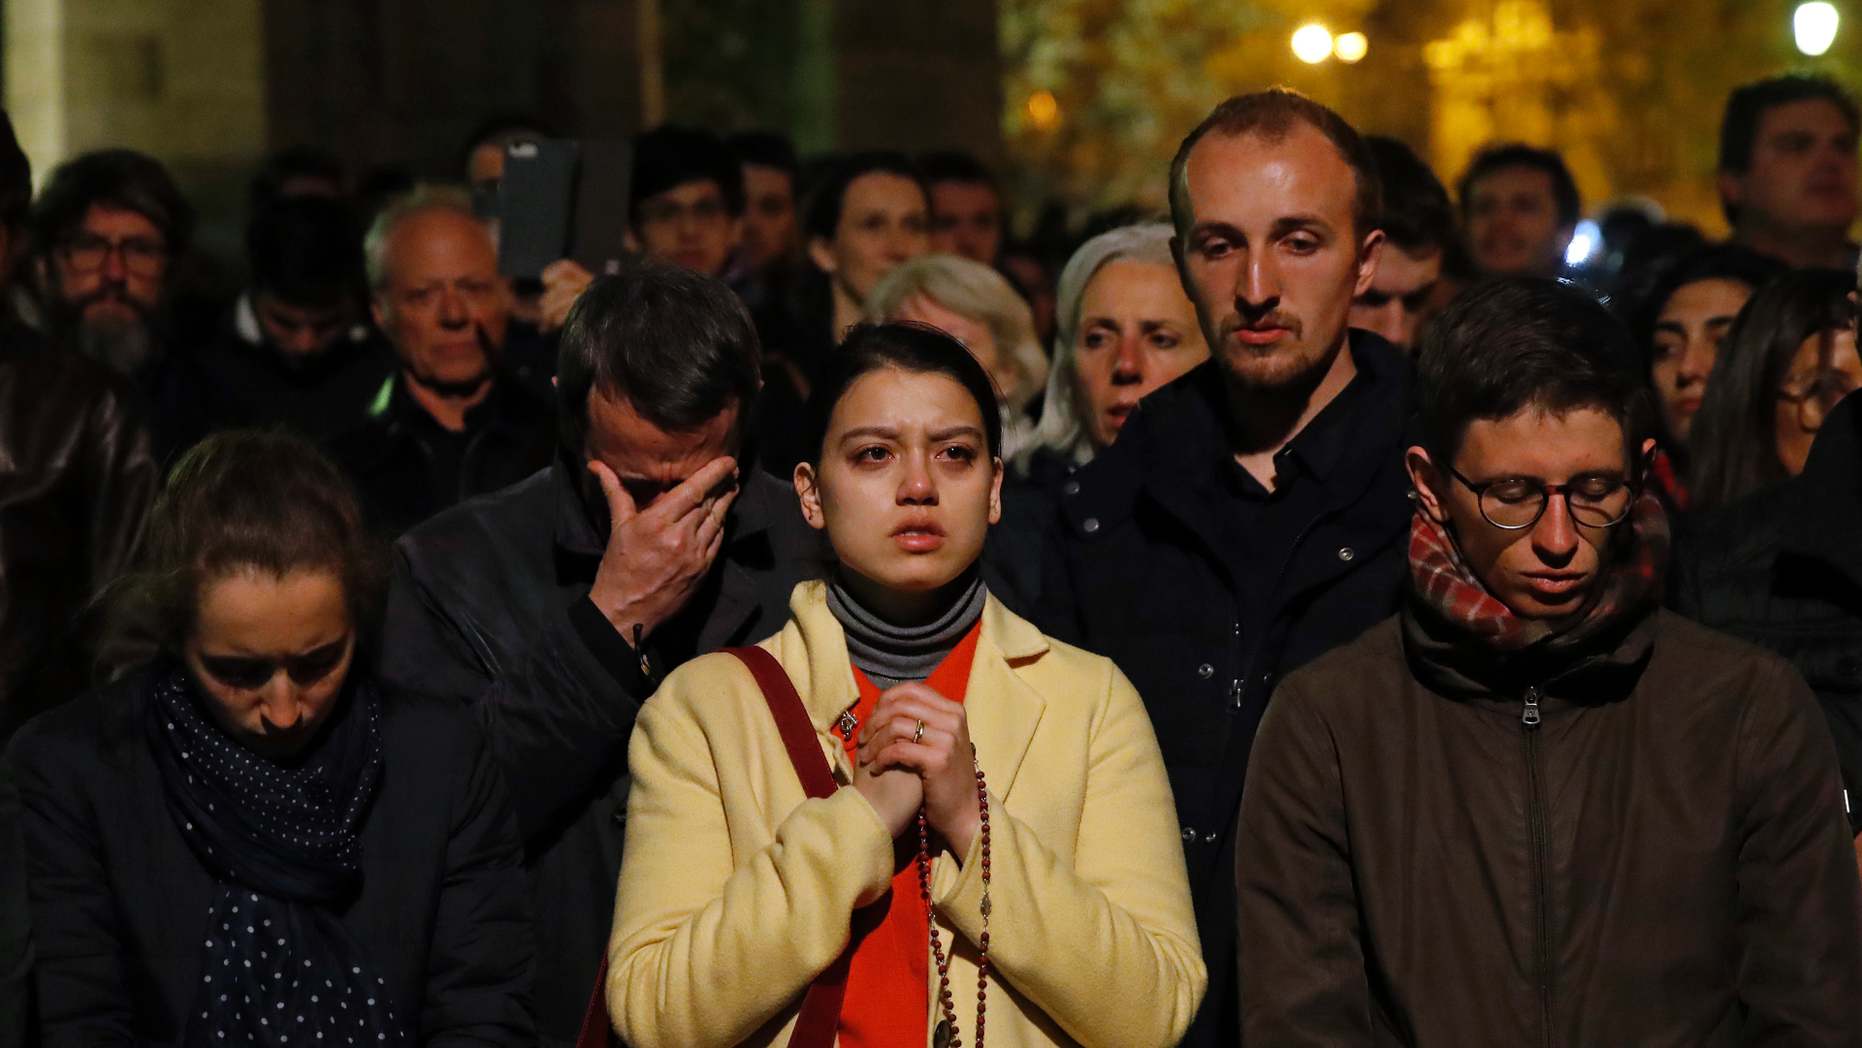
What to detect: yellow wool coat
<box><xmin>606</xmin><ymin>580</ymin><xmax>1205</xmax><ymax>1048</ymax></box>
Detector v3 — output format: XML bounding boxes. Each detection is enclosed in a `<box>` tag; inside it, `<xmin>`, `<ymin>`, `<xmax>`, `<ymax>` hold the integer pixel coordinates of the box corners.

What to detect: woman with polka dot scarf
<box><xmin>0</xmin><ymin>431</ymin><xmax>533</xmax><ymax>1045</ymax></box>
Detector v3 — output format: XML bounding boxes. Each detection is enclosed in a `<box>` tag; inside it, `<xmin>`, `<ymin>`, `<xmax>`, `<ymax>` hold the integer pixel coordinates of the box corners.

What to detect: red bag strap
<box><xmin>575</xmin><ymin>966</ymin><xmax>613</xmax><ymax>1048</ymax></box>
<box><xmin>721</xmin><ymin>646</ymin><xmax>850</xmax><ymax>1048</ymax></box>
<box><xmin>725</xmin><ymin>645</ymin><xmax>839</xmax><ymax>799</ymax></box>
<box><xmin>576</xmin><ymin>647</ymin><xmax>851</xmax><ymax>1048</ymax></box>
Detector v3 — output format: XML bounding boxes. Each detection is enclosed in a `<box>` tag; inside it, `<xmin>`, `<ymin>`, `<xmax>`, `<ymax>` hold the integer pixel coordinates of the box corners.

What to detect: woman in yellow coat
<box><xmin>606</xmin><ymin>323</ymin><xmax>1204</xmax><ymax>1048</ymax></box>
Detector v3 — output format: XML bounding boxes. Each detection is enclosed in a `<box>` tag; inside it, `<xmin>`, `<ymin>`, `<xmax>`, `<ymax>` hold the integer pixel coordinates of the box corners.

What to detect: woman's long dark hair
<box><xmin>1687</xmin><ymin>268</ymin><xmax>1855</xmax><ymax>512</ymax></box>
<box><xmin>98</xmin><ymin>430</ymin><xmax>386</xmax><ymax>678</ymax></box>
<box><xmin>1620</xmin><ymin>244</ymin><xmax>1784</xmax><ymax>461</ymax></box>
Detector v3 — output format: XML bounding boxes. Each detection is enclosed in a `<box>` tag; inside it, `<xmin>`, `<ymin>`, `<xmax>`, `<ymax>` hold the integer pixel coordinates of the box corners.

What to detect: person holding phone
<box><xmin>605</xmin><ymin>322</ymin><xmax>1204</xmax><ymax>1048</ymax></box>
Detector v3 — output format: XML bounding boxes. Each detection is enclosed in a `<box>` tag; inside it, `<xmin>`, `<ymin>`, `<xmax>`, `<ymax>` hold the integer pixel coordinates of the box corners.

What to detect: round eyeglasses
<box><xmin>1445</xmin><ymin>464</ymin><xmax>1637</xmax><ymax>531</ymax></box>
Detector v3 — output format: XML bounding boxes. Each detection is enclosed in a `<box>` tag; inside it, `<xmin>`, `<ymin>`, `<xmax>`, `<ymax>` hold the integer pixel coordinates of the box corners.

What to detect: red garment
<box><xmin>833</xmin><ymin>623</ymin><xmax>984</xmax><ymax>1048</ymax></box>
<box><xmin>1650</xmin><ymin>446</ymin><xmax>1690</xmax><ymax>511</ymax></box>
<box><xmin>1406</xmin><ymin>492</ymin><xmax>1669</xmax><ymax>652</ymax></box>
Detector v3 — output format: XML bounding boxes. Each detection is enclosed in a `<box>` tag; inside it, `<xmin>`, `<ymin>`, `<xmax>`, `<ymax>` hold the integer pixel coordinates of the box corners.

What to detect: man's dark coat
<box><xmin>1034</xmin><ymin>331</ymin><xmax>1416</xmax><ymax>1048</ymax></box>
<box><xmin>381</xmin><ymin>458</ymin><xmax>829</xmax><ymax>1047</ymax></box>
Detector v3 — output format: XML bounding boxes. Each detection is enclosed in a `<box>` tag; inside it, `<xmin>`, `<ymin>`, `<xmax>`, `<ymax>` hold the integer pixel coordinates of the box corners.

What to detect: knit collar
<box><xmin>826</xmin><ymin>568</ymin><xmax>987</xmax><ymax>686</ymax></box>
<box><xmin>1401</xmin><ymin>493</ymin><xmax>1668</xmax><ymax>703</ymax></box>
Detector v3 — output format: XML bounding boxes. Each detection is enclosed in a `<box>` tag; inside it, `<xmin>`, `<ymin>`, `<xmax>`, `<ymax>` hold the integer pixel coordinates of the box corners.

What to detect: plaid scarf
<box><xmin>1407</xmin><ymin>491</ymin><xmax>1670</xmax><ymax>654</ymax></box>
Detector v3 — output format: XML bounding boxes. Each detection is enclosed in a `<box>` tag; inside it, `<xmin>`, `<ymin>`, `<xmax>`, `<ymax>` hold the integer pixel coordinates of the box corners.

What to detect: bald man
<box><xmin>326</xmin><ymin>186</ymin><xmax>556</xmax><ymax>536</ymax></box>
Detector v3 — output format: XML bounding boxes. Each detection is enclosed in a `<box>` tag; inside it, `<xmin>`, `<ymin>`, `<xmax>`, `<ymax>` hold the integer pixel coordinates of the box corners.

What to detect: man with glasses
<box><xmin>31</xmin><ymin>149</ymin><xmax>231</xmax><ymax>459</ymax></box>
<box><xmin>628</xmin><ymin>126</ymin><xmax>745</xmax><ymax>282</ymax></box>
<box><xmin>0</xmin><ymin>128</ymin><xmax>158</xmax><ymax>743</ymax></box>
<box><xmin>1236</xmin><ymin>277</ymin><xmax>1862</xmax><ymax>1044</ymax></box>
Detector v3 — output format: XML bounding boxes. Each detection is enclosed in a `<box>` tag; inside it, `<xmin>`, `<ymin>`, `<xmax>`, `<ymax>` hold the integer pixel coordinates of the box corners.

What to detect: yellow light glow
<box><xmin>1334</xmin><ymin>31</ymin><xmax>1368</xmax><ymax>63</ymax></box>
<box><xmin>1026</xmin><ymin>90</ymin><xmax>1059</xmax><ymax>129</ymax></box>
<box><xmin>1796</xmin><ymin>2</ymin><xmax>1839</xmax><ymax>56</ymax></box>
<box><xmin>1291</xmin><ymin>24</ymin><xmax>1334</xmax><ymax>64</ymax></box>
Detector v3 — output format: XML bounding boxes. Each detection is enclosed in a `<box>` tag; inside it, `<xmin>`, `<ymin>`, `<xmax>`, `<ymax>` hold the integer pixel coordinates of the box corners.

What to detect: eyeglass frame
<box><xmin>54</xmin><ymin>231</ymin><xmax>169</xmax><ymax>278</ymax></box>
<box><xmin>1442</xmin><ymin>461</ymin><xmax>1643</xmax><ymax>531</ymax></box>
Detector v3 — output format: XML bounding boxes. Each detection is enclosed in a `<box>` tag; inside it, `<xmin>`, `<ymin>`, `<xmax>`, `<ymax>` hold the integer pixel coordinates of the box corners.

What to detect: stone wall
<box><xmin>4</xmin><ymin>0</ymin><xmax>1005</xmax><ymax>244</ymax></box>
<box><xmin>6</xmin><ymin>0</ymin><xmax>267</xmax><ymax>250</ymax></box>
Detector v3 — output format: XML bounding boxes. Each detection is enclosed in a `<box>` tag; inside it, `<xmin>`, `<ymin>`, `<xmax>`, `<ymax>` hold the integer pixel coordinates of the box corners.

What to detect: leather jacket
<box><xmin>0</xmin><ymin>335</ymin><xmax>158</xmax><ymax>739</ymax></box>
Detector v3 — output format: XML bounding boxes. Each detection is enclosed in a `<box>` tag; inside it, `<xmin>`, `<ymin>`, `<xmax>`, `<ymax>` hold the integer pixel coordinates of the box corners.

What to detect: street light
<box><xmin>1292</xmin><ymin>24</ymin><xmax>1334</xmax><ymax>64</ymax></box>
<box><xmin>1334</xmin><ymin>32</ymin><xmax>1368</xmax><ymax>63</ymax></box>
<box><xmin>1796</xmin><ymin>2</ymin><xmax>1839</xmax><ymax>56</ymax></box>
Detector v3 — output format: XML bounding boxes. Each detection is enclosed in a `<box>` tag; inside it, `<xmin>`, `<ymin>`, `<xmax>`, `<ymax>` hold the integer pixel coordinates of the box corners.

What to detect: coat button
<box><xmin>1181</xmin><ymin>826</ymin><xmax>1197</xmax><ymax>842</ymax></box>
<box><xmin>1203</xmin><ymin>832</ymin><xmax>1217</xmax><ymax>844</ymax></box>
<box><xmin>1061</xmin><ymin>479</ymin><xmax>1081</xmax><ymax>496</ymax></box>
<box><xmin>1082</xmin><ymin>517</ymin><xmax>1101</xmax><ymax>534</ymax></box>
<box><xmin>1337</xmin><ymin>546</ymin><xmax>1355</xmax><ymax>562</ymax></box>
<box><xmin>1197</xmin><ymin>663</ymin><xmax>1214</xmax><ymax>679</ymax></box>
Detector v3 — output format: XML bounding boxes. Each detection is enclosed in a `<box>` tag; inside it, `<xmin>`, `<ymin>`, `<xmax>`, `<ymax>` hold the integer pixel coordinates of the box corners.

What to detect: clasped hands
<box><xmin>853</xmin><ymin>684</ymin><xmax>982</xmax><ymax>858</ymax></box>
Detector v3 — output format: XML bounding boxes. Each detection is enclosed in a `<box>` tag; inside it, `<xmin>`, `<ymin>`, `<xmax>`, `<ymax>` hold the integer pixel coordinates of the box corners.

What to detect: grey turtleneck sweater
<box><xmin>825</xmin><ymin>570</ymin><xmax>987</xmax><ymax>688</ymax></box>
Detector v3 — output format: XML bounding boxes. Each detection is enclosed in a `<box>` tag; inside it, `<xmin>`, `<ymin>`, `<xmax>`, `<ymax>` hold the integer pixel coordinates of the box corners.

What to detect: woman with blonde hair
<box><xmin>605</xmin><ymin>323</ymin><xmax>1204</xmax><ymax>1048</ymax></box>
<box><xmin>1018</xmin><ymin>223</ymin><xmax>1207</xmax><ymax>476</ymax></box>
<box><xmin>866</xmin><ymin>254</ymin><xmax>1050</xmax><ymax>460</ymax></box>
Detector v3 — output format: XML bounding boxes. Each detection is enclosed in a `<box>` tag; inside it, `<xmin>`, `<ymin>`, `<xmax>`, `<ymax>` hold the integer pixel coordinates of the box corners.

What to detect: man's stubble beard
<box><xmin>1210</xmin><ymin>312</ymin><xmax>1343</xmax><ymax>396</ymax></box>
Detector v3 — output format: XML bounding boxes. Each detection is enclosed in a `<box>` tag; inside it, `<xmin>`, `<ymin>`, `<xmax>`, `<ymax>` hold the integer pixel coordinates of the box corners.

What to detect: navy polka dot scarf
<box><xmin>146</xmin><ymin>669</ymin><xmax>407</xmax><ymax>1047</ymax></box>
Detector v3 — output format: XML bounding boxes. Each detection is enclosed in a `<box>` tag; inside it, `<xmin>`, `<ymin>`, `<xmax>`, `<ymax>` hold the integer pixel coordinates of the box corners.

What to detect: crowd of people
<box><xmin>0</xmin><ymin>61</ymin><xmax>1859</xmax><ymax>1048</ymax></box>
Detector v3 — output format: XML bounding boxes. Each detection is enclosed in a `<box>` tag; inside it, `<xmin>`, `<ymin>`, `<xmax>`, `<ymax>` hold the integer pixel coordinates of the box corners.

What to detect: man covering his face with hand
<box><xmin>381</xmin><ymin>262</ymin><xmax>829</xmax><ymax>1048</ymax></box>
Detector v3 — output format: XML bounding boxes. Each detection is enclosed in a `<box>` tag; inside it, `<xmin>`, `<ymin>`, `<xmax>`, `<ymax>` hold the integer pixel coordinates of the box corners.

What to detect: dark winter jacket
<box><xmin>1032</xmin><ymin>331</ymin><xmax>1415</xmax><ymax>1048</ymax></box>
<box><xmin>1</xmin><ymin>674</ymin><xmax>534</xmax><ymax>1045</ymax></box>
<box><xmin>325</xmin><ymin>370</ymin><xmax>556</xmax><ymax>539</ymax></box>
<box><xmin>0</xmin><ymin>743</ymin><xmax>27</xmax><ymax>1048</ymax></box>
<box><xmin>379</xmin><ymin>456</ymin><xmax>830</xmax><ymax>1047</ymax></box>
<box><xmin>1035</xmin><ymin>335</ymin><xmax>1407</xmax><ymax>1048</ymax></box>
<box><xmin>194</xmin><ymin>318</ymin><xmax>396</xmax><ymax>443</ymax></box>
<box><xmin>1672</xmin><ymin>392</ymin><xmax>1862</xmax><ymax>835</ymax></box>
<box><xmin>1236</xmin><ymin>605</ymin><xmax>1862</xmax><ymax>1046</ymax></box>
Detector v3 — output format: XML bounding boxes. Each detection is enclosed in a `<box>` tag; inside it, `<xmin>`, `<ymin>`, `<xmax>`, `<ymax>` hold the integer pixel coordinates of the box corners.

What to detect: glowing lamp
<box><xmin>1565</xmin><ymin>219</ymin><xmax>1601</xmax><ymax>268</ymax></box>
<box><xmin>1334</xmin><ymin>32</ymin><xmax>1368</xmax><ymax>63</ymax></box>
<box><xmin>1292</xmin><ymin>24</ymin><xmax>1334</xmax><ymax>64</ymax></box>
<box><xmin>1796</xmin><ymin>2</ymin><xmax>1839</xmax><ymax>56</ymax></box>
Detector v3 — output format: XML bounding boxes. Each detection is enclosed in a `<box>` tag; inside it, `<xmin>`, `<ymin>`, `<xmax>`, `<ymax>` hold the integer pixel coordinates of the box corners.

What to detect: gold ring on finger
<box><xmin>913</xmin><ymin>719</ymin><xmax>926</xmax><ymax>744</ymax></box>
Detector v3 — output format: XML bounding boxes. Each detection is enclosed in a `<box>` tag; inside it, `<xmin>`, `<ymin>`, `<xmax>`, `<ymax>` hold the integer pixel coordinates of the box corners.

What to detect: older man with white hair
<box><xmin>326</xmin><ymin>186</ymin><xmax>557</xmax><ymax>536</ymax></box>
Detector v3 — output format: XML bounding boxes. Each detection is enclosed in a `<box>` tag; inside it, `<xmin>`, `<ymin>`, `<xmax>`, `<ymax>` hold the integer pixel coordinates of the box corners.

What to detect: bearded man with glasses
<box><xmin>1235</xmin><ymin>277</ymin><xmax>1862</xmax><ymax>1046</ymax></box>
<box><xmin>31</xmin><ymin>149</ymin><xmax>233</xmax><ymax>459</ymax></box>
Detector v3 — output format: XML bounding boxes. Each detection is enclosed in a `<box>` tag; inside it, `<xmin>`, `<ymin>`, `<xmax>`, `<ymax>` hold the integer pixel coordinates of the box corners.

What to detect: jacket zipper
<box><xmin>1521</xmin><ymin>686</ymin><xmax>1553</xmax><ymax>1048</ymax></box>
